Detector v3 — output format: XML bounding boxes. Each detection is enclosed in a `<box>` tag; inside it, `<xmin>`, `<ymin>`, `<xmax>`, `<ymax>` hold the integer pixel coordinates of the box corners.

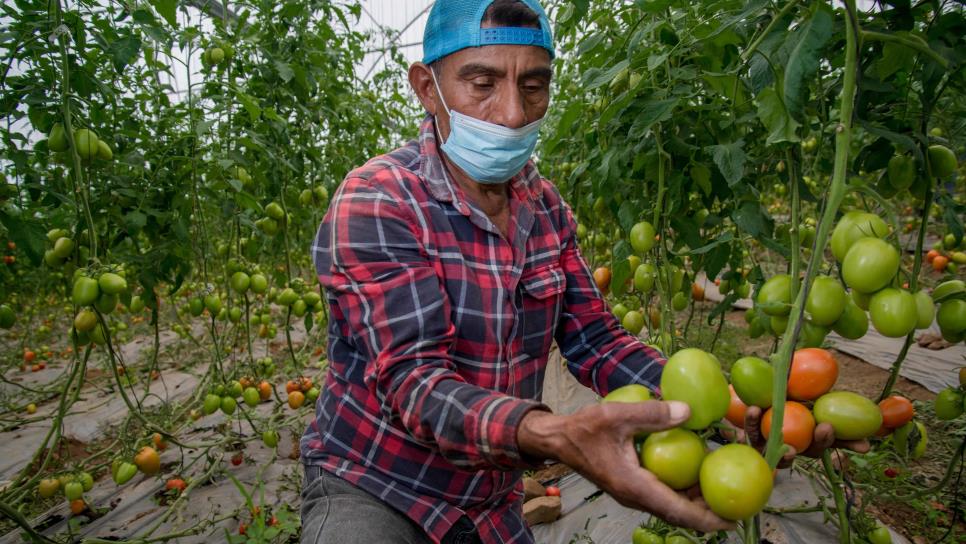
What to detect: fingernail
<box><xmin>668</xmin><ymin>401</ymin><xmax>690</xmax><ymax>422</ymax></box>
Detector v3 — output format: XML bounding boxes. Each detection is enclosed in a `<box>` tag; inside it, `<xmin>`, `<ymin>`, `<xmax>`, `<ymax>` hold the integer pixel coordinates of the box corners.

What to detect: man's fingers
<box><xmin>719</xmin><ymin>419</ymin><xmax>745</xmax><ymax>443</ymax></box>
<box><xmin>802</xmin><ymin>422</ymin><xmax>837</xmax><ymax>457</ymax></box>
<box><xmin>834</xmin><ymin>439</ymin><xmax>870</xmax><ymax>454</ymax></box>
<box><xmin>621</xmin><ymin>469</ymin><xmax>735</xmax><ymax>533</ymax></box>
<box><xmin>617</xmin><ymin>400</ymin><xmax>691</xmax><ymax>436</ymax></box>
<box><xmin>778</xmin><ymin>445</ymin><xmax>797</xmax><ymax>468</ymax></box>
<box><xmin>743</xmin><ymin>405</ymin><xmax>763</xmax><ymax>446</ymax></box>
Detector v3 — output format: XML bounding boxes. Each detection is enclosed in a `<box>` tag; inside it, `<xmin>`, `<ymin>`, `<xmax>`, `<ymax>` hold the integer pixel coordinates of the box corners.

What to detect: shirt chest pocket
<box><xmin>517</xmin><ymin>264</ymin><xmax>566</xmax><ymax>358</ymax></box>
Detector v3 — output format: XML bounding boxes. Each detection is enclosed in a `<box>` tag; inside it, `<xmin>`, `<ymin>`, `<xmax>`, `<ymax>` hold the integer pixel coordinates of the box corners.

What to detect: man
<box><xmin>300</xmin><ymin>1</ymin><xmax>859</xmax><ymax>542</ymax></box>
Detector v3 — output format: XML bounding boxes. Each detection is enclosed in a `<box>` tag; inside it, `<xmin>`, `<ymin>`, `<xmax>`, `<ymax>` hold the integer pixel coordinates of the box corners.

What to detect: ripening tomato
<box><xmin>659</xmin><ymin>348</ymin><xmax>730</xmax><ymax>430</ymax></box>
<box><xmin>893</xmin><ymin>420</ymin><xmax>927</xmax><ymax>459</ymax></box>
<box><xmin>878</xmin><ymin>396</ymin><xmax>915</xmax><ymax>429</ymax></box>
<box><xmin>640</xmin><ymin>428</ymin><xmax>706</xmax><ymax>490</ymax></box>
<box><xmin>699</xmin><ymin>444</ymin><xmax>773</xmax><ymax>521</ymax></box>
<box><xmin>813</xmin><ymin>391</ymin><xmax>883</xmax><ymax>440</ymax></box>
<box><xmin>730</xmin><ymin>356</ymin><xmax>773</xmax><ymax>408</ymax></box>
<box><xmin>165</xmin><ymin>478</ymin><xmax>187</xmax><ymax>493</ymax></box>
<box><xmin>725</xmin><ymin>385</ymin><xmax>748</xmax><ymax>427</ymax></box>
<box><xmin>288</xmin><ymin>390</ymin><xmax>305</xmax><ymax>409</ymax></box>
<box><xmin>787</xmin><ymin>348</ymin><xmax>838</xmax><ymax>401</ymax></box>
<box><xmin>762</xmin><ymin>401</ymin><xmax>815</xmax><ymax>453</ymax></box>
<box><xmin>593</xmin><ymin>267</ymin><xmax>611</xmax><ymax>292</ymax></box>
<box><xmin>134</xmin><ymin>446</ymin><xmax>161</xmax><ymax>475</ymax></box>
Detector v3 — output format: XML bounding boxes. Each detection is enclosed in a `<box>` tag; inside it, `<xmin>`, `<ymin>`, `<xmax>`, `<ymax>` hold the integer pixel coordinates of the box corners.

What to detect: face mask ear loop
<box><xmin>430</xmin><ymin>66</ymin><xmax>453</xmax><ymax>146</ymax></box>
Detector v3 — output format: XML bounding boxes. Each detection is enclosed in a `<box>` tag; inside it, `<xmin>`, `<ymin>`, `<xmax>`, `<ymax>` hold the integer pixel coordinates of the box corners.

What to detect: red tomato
<box><xmin>878</xmin><ymin>396</ymin><xmax>914</xmax><ymax>429</ymax></box>
<box><xmin>787</xmin><ymin>348</ymin><xmax>838</xmax><ymax>401</ymax></box>
<box><xmin>762</xmin><ymin>401</ymin><xmax>815</xmax><ymax>453</ymax></box>
<box><xmin>545</xmin><ymin>486</ymin><xmax>560</xmax><ymax>497</ymax></box>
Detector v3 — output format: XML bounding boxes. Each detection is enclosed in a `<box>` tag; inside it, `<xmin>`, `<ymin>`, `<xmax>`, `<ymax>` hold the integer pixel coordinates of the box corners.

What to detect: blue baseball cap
<box><xmin>422</xmin><ymin>0</ymin><xmax>555</xmax><ymax>65</ymax></box>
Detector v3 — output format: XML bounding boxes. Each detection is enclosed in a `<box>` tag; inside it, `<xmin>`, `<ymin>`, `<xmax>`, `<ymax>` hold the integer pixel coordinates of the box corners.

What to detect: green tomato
<box><xmin>48</xmin><ymin>123</ymin><xmax>69</xmax><ymax>152</ymax></box>
<box><xmin>113</xmin><ymin>462</ymin><xmax>138</xmax><ymax>485</ymax></box>
<box><xmin>602</xmin><ymin>384</ymin><xmax>652</xmax><ymax>404</ymax></box>
<box><xmin>250</xmin><ymin>273</ymin><xmax>268</xmax><ymax>294</ymax></box>
<box><xmin>659</xmin><ymin>348</ymin><xmax>730</xmax><ymax>430</ymax></box>
<box><xmin>52</xmin><ymin>237</ymin><xmax>74</xmax><ymax>259</ymax></box>
<box><xmin>230</xmin><ymin>271</ymin><xmax>250</xmax><ymax>293</ymax></box>
<box><xmin>757</xmin><ymin>274</ymin><xmax>792</xmax><ymax>316</ymax></box>
<box><xmin>934</xmin><ymin>387</ymin><xmax>964</xmax><ymax>421</ymax></box>
<box><xmin>265</xmin><ymin>202</ymin><xmax>285</xmax><ymax>220</ymax></box>
<box><xmin>227</xmin><ymin>380</ymin><xmax>244</xmax><ymax>398</ymax></box>
<box><xmin>665</xmin><ymin>536</ymin><xmax>690</xmax><ymax>544</ymax></box>
<box><xmin>612</xmin><ymin>303</ymin><xmax>630</xmax><ymax>322</ymax></box>
<box><xmin>842</xmin><ymin>238</ymin><xmax>899</xmax><ymax>294</ymax></box>
<box><xmin>74</xmin><ymin>128</ymin><xmax>99</xmax><ymax>162</ymax></box>
<box><xmin>806</xmin><ymin>276</ymin><xmax>847</xmax><ymax>326</ymax></box>
<box><xmin>622</xmin><ymin>310</ymin><xmax>645</xmax><ymax>335</ymax></box>
<box><xmin>220</xmin><ymin>396</ymin><xmax>237</xmax><ymax>415</ymax></box>
<box><xmin>671</xmin><ymin>292</ymin><xmax>688</xmax><ymax>312</ymax></box>
<box><xmin>189</xmin><ymin>297</ymin><xmax>204</xmax><ymax>317</ymax></box>
<box><xmin>243</xmin><ymin>387</ymin><xmax>261</xmax><ymax>407</ymax></box>
<box><xmin>868</xmin><ymin>288</ymin><xmax>918</xmax><ymax>338</ymax></box>
<box><xmin>730</xmin><ymin>356</ymin><xmax>774</xmax><ymax>408</ymax></box>
<box><xmin>129</xmin><ymin>295</ymin><xmax>145</xmax><ymax>313</ymax></box>
<box><xmin>634</xmin><ymin>263</ymin><xmax>656</xmax><ymax>294</ymax></box>
<box><xmin>641</xmin><ymin>429</ymin><xmax>706</xmax><ymax>490</ymax></box>
<box><xmin>797</xmin><ymin>320</ymin><xmax>830</xmax><ymax>348</ymax></box>
<box><xmin>72</xmin><ymin>277</ymin><xmax>100</xmax><ymax>306</ymax></box>
<box><xmin>262</xmin><ymin>430</ymin><xmax>279</xmax><ymax>448</ymax></box>
<box><xmin>630</xmin><ymin>221</ymin><xmax>657</xmax><ymax>253</ymax></box>
<box><xmin>0</xmin><ymin>304</ymin><xmax>15</xmax><ymax>329</ymax></box>
<box><xmin>913</xmin><ymin>290</ymin><xmax>935</xmax><ymax>329</ymax></box>
<box><xmin>928</xmin><ymin>144</ymin><xmax>957</xmax><ymax>178</ymax></box>
<box><xmin>831</xmin><ymin>211</ymin><xmax>889</xmax><ymax>262</ymax></box>
<box><xmin>631</xmin><ymin>528</ymin><xmax>664</xmax><ymax>544</ymax></box>
<box><xmin>204</xmin><ymin>294</ymin><xmax>222</xmax><ymax>315</ymax></box>
<box><xmin>699</xmin><ymin>444</ymin><xmax>773</xmax><ymax>521</ymax></box>
<box><xmin>937</xmin><ymin>299</ymin><xmax>966</xmax><ymax>334</ymax></box>
<box><xmin>887</xmin><ymin>155</ymin><xmax>916</xmax><ymax>190</ymax></box>
<box><xmin>868</xmin><ymin>527</ymin><xmax>892</xmax><ymax>544</ymax></box>
<box><xmin>64</xmin><ymin>481</ymin><xmax>84</xmax><ymax>501</ymax></box>
<box><xmin>278</xmin><ymin>288</ymin><xmax>299</xmax><ymax>306</ymax></box>
<box><xmin>851</xmin><ymin>289</ymin><xmax>872</xmax><ymax>311</ymax></box>
<box><xmin>770</xmin><ymin>314</ymin><xmax>789</xmax><ymax>336</ymax></box>
<box><xmin>893</xmin><ymin>420</ymin><xmax>927</xmax><ymax>460</ymax></box>
<box><xmin>832</xmin><ymin>298</ymin><xmax>869</xmax><ymax>340</ymax></box>
<box><xmin>78</xmin><ymin>472</ymin><xmax>93</xmax><ymax>491</ymax></box>
<box><xmin>95</xmin><ymin>293</ymin><xmax>118</xmax><ymax>314</ymax></box>
<box><xmin>203</xmin><ymin>393</ymin><xmax>221</xmax><ymax>415</ymax></box>
<box><xmin>813</xmin><ymin>391</ymin><xmax>883</xmax><ymax>440</ymax></box>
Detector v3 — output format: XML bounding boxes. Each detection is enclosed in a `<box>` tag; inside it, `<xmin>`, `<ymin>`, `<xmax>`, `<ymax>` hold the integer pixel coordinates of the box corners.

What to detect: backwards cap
<box><xmin>422</xmin><ymin>0</ymin><xmax>555</xmax><ymax>65</ymax></box>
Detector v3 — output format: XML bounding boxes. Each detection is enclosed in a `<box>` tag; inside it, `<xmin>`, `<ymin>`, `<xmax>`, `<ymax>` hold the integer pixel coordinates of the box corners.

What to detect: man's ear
<box><xmin>408</xmin><ymin>62</ymin><xmax>439</xmax><ymax>115</ymax></box>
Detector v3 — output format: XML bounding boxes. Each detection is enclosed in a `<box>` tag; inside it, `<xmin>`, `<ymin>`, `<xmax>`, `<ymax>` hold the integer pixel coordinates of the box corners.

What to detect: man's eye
<box><xmin>472</xmin><ymin>82</ymin><xmax>494</xmax><ymax>90</ymax></box>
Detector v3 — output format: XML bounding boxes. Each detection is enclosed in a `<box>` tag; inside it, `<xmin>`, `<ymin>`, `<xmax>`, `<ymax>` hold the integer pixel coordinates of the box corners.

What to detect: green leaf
<box><xmin>109</xmin><ymin>35</ymin><xmax>142</xmax><ymax>72</ymax></box>
<box><xmin>629</xmin><ymin>98</ymin><xmax>678</xmax><ymax>137</ymax></box>
<box><xmin>583</xmin><ymin>59</ymin><xmax>629</xmax><ymax>91</ymax></box>
<box><xmin>237</xmin><ymin>93</ymin><xmax>261</xmax><ymax>123</ymax></box>
<box><xmin>682</xmin><ymin>232</ymin><xmax>734</xmax><ymax>256</ymax></box>
<box><xmin>708</xmin><ymin>141</ymin><xmax>746</xmax><ymax>186</ymax></box>
<box><xmin>610</xmin><ymin>241</ymin><xmax>633</xmax><ymax>297</ymax></box>
<box><xmin>151</xmin><ymin>0</ymin><xmax>178</xmax><ymax>27</ymax></box>
<box><xmin>875</xmin><ymin>41</ymin><xmax>916</xmax><ymax>80</ymax></box>
<box><xmin>0</xmin><ymin>210</ymin><xmax>45</xmax><ymax>265</ymax></box>
<box><xmin>732</xmin><ymin>201</ymin><xmax>772</xmax><ymax>237</ymax></box>
<box><xmin>756</xmin><ymin>87</ymin><xmax>801</xmax><ymax>144</ymax></box>
<box><xmin>783</xmin><ymin>4</ymin><xmax>834</xmax><ymax>119</ymax></box>
<box><xmin>274</xmin><ymin>60</ymin><xmax>294</xmax><ymax>83</ymax></box>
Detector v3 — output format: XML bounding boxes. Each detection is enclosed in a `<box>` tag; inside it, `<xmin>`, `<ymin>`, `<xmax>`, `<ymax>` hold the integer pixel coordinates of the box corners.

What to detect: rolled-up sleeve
<box><xmin>316</xmin><ymin>175</ymin><xmax>545</xmax><ymax>471</ymax></box>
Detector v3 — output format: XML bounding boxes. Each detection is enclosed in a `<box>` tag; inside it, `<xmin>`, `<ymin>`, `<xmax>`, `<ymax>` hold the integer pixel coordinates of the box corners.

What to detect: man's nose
<box><xmin>493</xmin><ymin>85</ymin><xmax>528</xmax><ymax>129</ymax></box>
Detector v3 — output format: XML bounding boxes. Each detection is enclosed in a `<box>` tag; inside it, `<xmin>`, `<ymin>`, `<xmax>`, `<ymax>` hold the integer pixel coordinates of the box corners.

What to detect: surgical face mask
<box><xmin>431</xmin><ymin>68</ymin><xmax>543</xmax><ymax>184</ymax></box>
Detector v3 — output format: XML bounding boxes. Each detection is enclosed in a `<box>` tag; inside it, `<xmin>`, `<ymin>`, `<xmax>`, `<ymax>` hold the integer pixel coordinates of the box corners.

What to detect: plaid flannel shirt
<box><xmin>300</xmin><ymin>116</ymin><xmax>666</xmax><ymax>543</ymax></box>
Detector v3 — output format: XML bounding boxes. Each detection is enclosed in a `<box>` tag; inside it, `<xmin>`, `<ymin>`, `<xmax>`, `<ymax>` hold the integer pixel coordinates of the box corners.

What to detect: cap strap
<box><xmin>479</xmin><ymin>27</ymin><xmax>548</xmax><ymax>47</ymax></box>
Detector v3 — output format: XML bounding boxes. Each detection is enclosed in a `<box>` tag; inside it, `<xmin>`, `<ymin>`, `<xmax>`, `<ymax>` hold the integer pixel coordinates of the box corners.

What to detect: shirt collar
<box><xmin>416</xmin><ymin>115</ymin><xmax>542</xmax><ymax>213</ymax></box>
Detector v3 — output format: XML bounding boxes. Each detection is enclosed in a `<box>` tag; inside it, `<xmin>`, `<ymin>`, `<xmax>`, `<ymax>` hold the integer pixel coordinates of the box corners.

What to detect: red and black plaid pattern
<box><xmin>301</xmin><ymin>116</ymin><xmax>666</xmax><ymax>543</ymax></box>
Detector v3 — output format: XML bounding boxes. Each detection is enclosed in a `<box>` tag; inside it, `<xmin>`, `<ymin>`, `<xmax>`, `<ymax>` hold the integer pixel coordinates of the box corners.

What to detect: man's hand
<box><xmin>517</xmin><ymin>401</ymin><xmax>734</xmax><ymax>534</ymax></box>
<box><xmin>723</xmin><ymin>406</ymin><xmax>871</xmax><ymax>467</ymax></box>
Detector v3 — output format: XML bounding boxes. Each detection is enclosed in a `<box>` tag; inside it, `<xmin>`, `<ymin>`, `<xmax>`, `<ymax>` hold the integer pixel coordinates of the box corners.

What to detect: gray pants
<box><xmin>300</xmin><ymin>465</ymin><xmax>481</xmax><ymax>544</ymax></box>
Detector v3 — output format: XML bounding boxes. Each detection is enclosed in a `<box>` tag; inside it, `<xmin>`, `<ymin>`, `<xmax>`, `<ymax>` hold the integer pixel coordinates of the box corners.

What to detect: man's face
<box><xmin>410</xmin><ymin>29</ymin><xmax>552</xmax><ymax>142</ymax></box>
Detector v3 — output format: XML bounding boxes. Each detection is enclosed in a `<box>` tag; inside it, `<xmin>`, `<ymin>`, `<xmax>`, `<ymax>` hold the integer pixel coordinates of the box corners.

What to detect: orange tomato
<box><xmin>165</xmin><ymin>478</ymin><xmax>187</xmax><ymax>493</ymax></box>
<box><xmin>285</xmin><ymin>380</ymin><xmax>299</xmax><ymax>394</ymax></box>
<box><xmin>878</xmin><ymin>395</ymin><xmax>914</xmax><ymax>429</ymax></box>
<box><xmin>288</xmin><ymin>391</ymin><xmax>305</xmax><ymax>409</ymax></box>
<box><xmin>648</xmin><ymin>306</ymin><xmax>662</xmax><ymax>328</ymax></box>
<box><xmin>926</xmin><ymin>249</ymin><xmax>939</xmax><ymax>263</ymax></box>
<box><xmin>239</xmin><ymin>376</ymin><xmax>252</xmax><ymax>389</ymax></box>
<box><xmin>787</xmin><ymin>348</ymin><xmax>838</xmax><ymax>401</ymax></box>
<box><xmin>593</xmin><ymin>267</ymin><xmax>612</xmax><ymax>292</ymax></box>
<box><xmin>762</xmin><ymin>401</ymin><xmax>815</xmax><ymax>453</ymax></box>
<box><xmin>691</xmin><ymin>282</ymin><xmax>705</xmax><ymax>302</ymax></box>
<box><xmin>69</xmin><ymin>499</ymin><xmax>86</xmax><ymax>515</ymax></box>
<box><xmin>257</xmin><ymin>381</ymin><xmax>273</xmax><ymax>401</ymax></box>
<box><xmin>299</xmin><ymin>376</ymin><xmax>313</xmax><ymax>392</ymax></box>
<box><xmin>933</xmin><ymin>255</ymin><xmax>949</xmax><ymax>272</ymax></box>
<box><xmin>725</xmin><ymin>384</ymin><xmax>748</xmax><ymax>427</ymax></box>
<box><xmin>134</xmin><ymin>446</ymin><xmax>161</xmax><ymax>475</ymax></box>
<box><xmin>24</xmin><ymin>350</ymin><xmax>35</xmax><ymax>363</ymax></box>
<box><xmin>152</xmin><ymin>432</ymin><xmax>168</xmax><ymax>451</ymax></box>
